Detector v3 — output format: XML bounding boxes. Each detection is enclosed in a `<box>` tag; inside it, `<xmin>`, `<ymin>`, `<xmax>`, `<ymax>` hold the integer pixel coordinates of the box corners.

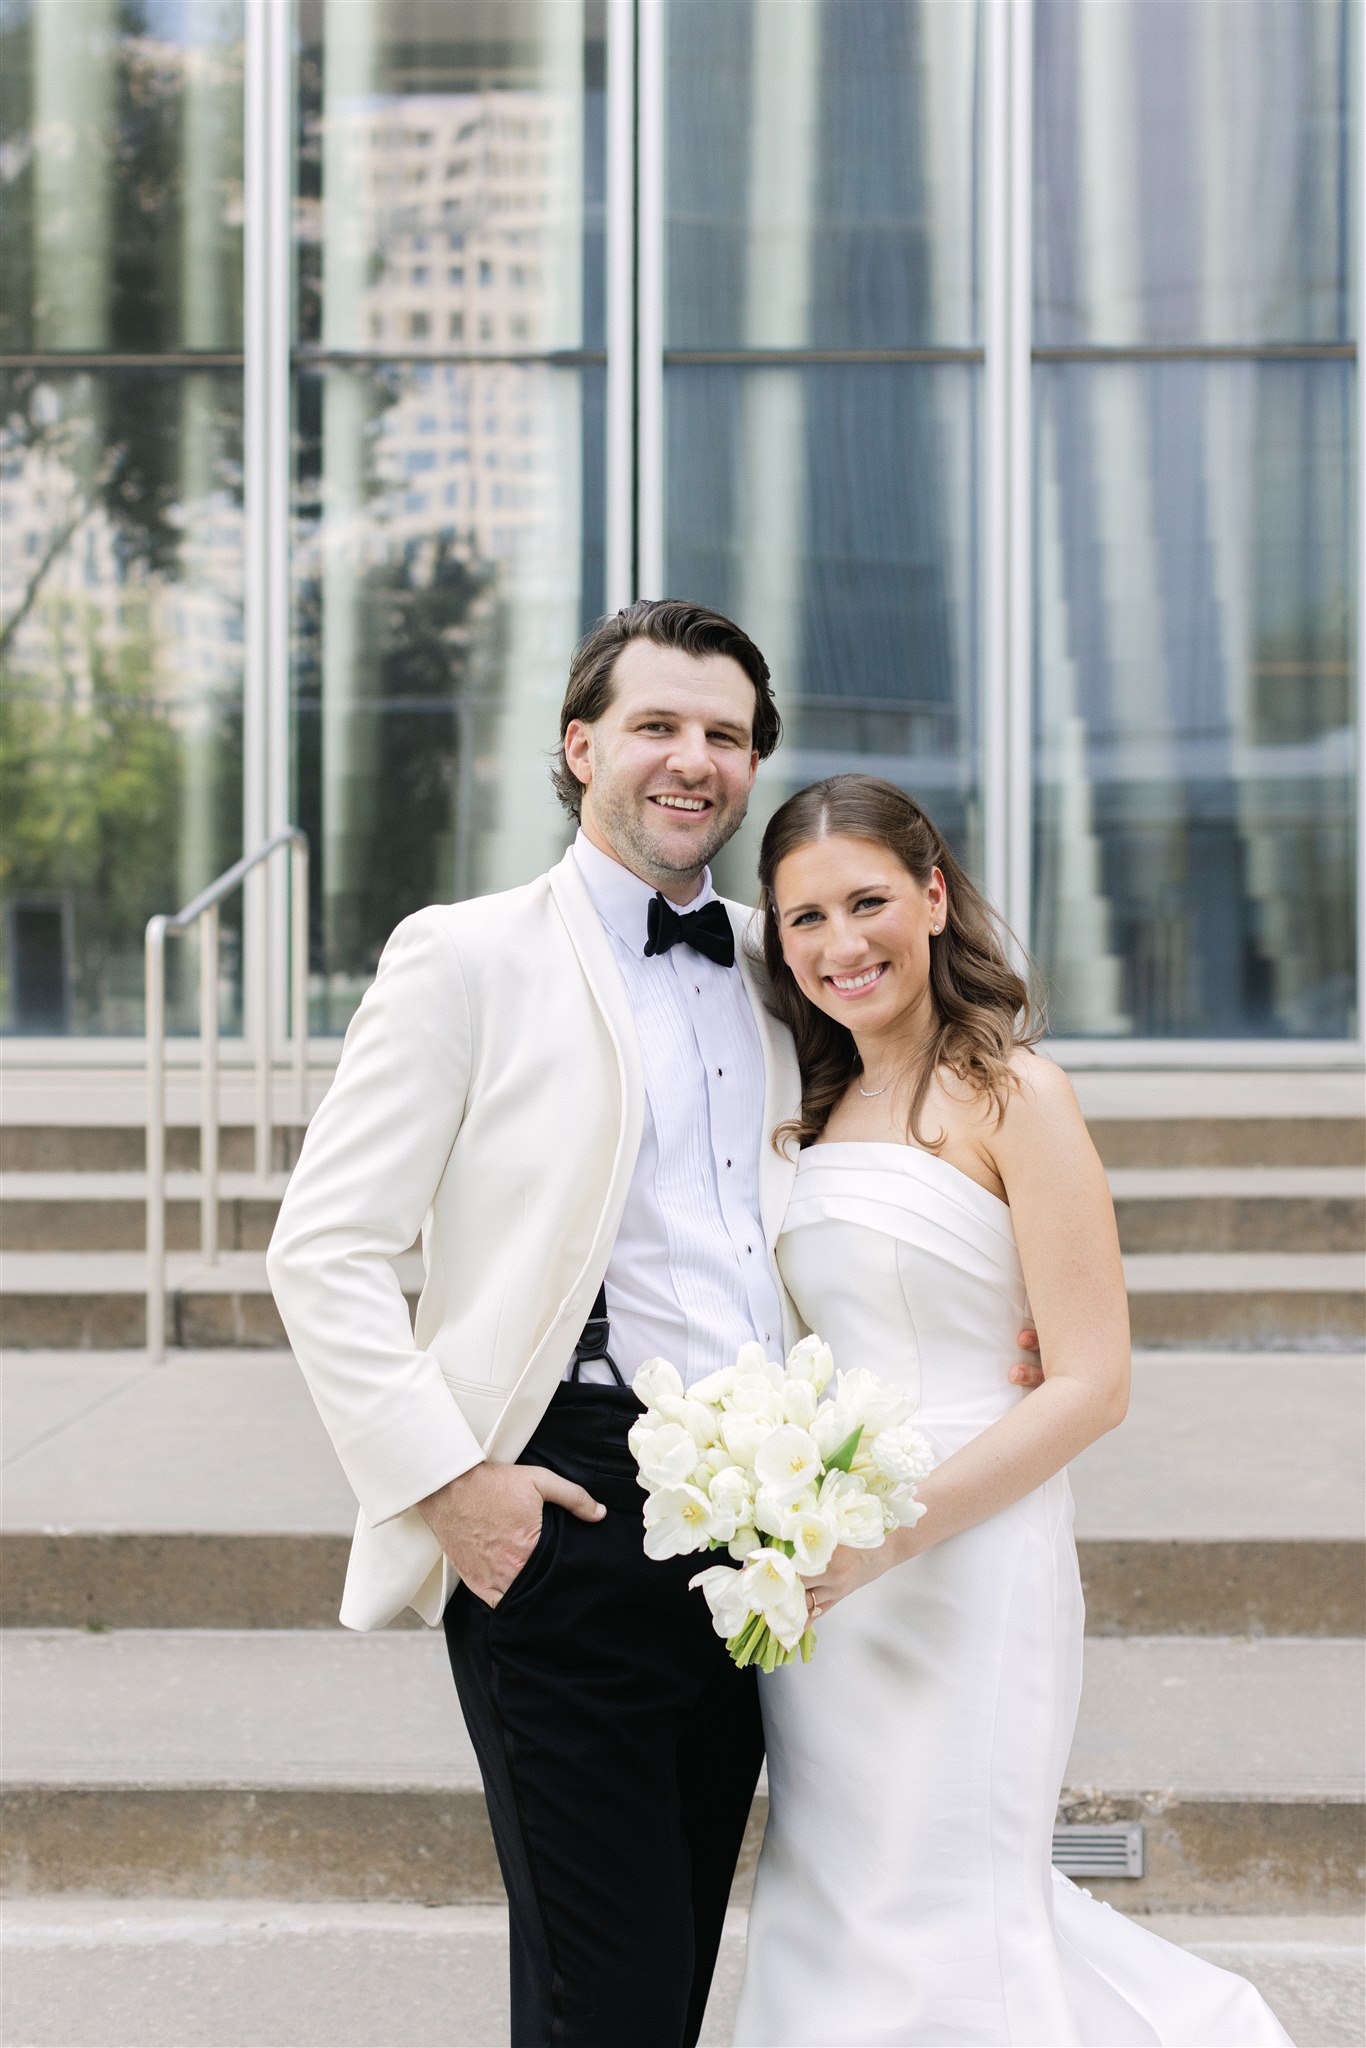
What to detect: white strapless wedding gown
<box><xmin>733</xmin><ymin>1143</ymin><xmax>1292</xmax><ymax>2048</ymax></box>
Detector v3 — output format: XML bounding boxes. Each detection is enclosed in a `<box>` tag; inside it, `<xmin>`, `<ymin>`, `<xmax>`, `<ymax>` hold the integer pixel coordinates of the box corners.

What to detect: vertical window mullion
<box><xmin>242</xmin><ymin>0</ymin><xmax>271</xmax><ymax>1064</ymax></box>
<box><xmin>244</xmin><ymin>0</ymin><xmax>293</xmax><ymax>1067</ymax></box>
<box><xmin>636</xmin><ymin>0</ymin><xmax>665</xmax><ymax>596</ymax></box>
<box><xmin>1006</xmin><ymin>0</ymin><xmax>1034</xmax><ymax>955</ymax></box>
<box><xmin>983</xmin><ymin>0</ymin><xmax>1011</xmax><ymax>919</ymax></box>
<box><xmin>1356</xmin><ymin>0</ymin><xmax>1366</xmax><ymax>1055</ymax></box>
<box><xmin>606</xmin><ymin>0</ymin><xmax>638</xmax><ymax>609</ymax></box>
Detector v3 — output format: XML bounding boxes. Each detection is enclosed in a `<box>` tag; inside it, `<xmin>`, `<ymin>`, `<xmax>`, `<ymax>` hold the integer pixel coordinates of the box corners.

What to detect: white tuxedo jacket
<box><xmin>266</xmin><ymin>846</ymin><xmax>802</xmax><ymax>1630</ymax></box>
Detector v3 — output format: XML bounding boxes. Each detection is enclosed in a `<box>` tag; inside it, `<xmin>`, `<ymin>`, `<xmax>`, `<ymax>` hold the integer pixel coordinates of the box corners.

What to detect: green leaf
<box><xmin>825</xmin><ymin>1424</ymin><xmax>864</xmax><ymax>1474</ymax></box>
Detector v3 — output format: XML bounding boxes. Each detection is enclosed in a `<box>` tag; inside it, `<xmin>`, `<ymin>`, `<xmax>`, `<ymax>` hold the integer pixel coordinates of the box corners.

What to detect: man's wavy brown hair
<box><xmin>757</xmin><ymin>775</ymin><xmax>1043</xmax><ymax>1153</ymax></box>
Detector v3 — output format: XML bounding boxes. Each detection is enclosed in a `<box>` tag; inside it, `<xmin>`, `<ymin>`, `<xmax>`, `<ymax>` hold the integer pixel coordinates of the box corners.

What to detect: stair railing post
<box><xmin>290</xmin><ymin>832</ymin><xmax>309</xmax><ymax>1125</ymax></box>
<box><xmin>199</xmin><ymin>902</ymin><xmax>220</xmax><ymax>1263</ymax></box>
<box><xmin>252</xmin><ymin>859</ymin><xmax>271</xmax><ymax>1182</ymax></box>
<box><xmin>145</xmin><ymin>916</ymin><xmax>168</xmax><ymax>1363</ymax></box>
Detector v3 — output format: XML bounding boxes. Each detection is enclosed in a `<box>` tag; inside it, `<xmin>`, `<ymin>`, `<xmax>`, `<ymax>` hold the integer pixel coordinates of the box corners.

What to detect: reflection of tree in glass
<box><xmin>0</xmin><ymin>1</ymin><xmax>243</xmax><ymax>354</ymax></box>
<box><xmin>0</xmin><ymin>365</ymin><xmax>243</xmax><ymax>1032</ymax></box>
<box><xmin>0</xmin><ymin>625</ymin><xmax>242</xmax><ymax>1032</ymax></box>
<box><xmin>0</xmin><ymin>368</ymin><xmax>198</xmax><ymax>660</ymax></box>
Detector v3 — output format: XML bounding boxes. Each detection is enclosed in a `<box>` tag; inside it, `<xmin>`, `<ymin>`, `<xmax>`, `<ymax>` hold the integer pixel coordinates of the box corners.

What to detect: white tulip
<box><xmin>719</xmin><ymin>1408</ymin><xmax>770</xmax><ymax>1470</ymax></box>
<box><xmin>780</xmin><ymin>1501</ymin><xmax>839</xmax><ymax>1574</ymax></box>
<box><xmin>728</xmin><ymin>1525</ymin><xmax>764</xmax><ymax>1561</ymax></box>
<box><xmin>689</xmin><ymin>1365</ymin><xmax>738</xmax><ymax>1405</ymax></box>
<box><xmin>818</xmin><ymin>1469</ymin><xmax>886</xmax><ymax>1548</ymax></box>
<box><xmin>690</xmin><ymin>1562</ymin><xmax>754</xmax><ymax>1639</ymax></box>
<box><xmin>708</xmin><ymin>1465</ymin><xmax>756</xmax><ymax>1514</ymax></box>
<box><xmin>653</xmin><ymin>1391</ymin><xmax>722</xmax><ymax>1448</ymax></box>
<box><xmin>753</xmin><ymin>1484</ymin><xmax>799</xmax><ymax>1538</ymax></box>
<box><xmin>729</xmin><ymin>1372</ymin><xmax>786</xmax><ymax>1421</ymax></box>
<box><xmin>831</xmin><ymin>1366</ymin><xmax>914</xmax><ymax>1433</ymax></box>
<box><xmin>753</xmin><ymin>1425</ymin><xmax>823</xmax><ymax>1501</ymax></box>
<box><xmin>786</xmin><ymin>1334</ymin><xmax>835</xmax><ymax>1393</ymax></box>
<box><xmin>633</xmin><ymin>1358</ymin><xmax>684</xmax><ymax>1409</ymax></box>
<box><xmin>811</xmin><ymin>1403</ymin><xmax>858</xmax><ymax>1462</ymax></box>
<box><xmin>781</xmin><ymin>1379</ymin><xmax>819</xmax><ymax>1429</ymax></box>
<box><xmin>643</xmin><ymin>1485</ymin><xmax>717</xmax><ymax>1559</ymax></box>
<box><xmin>631</xmin><ymin>1420</ymin><xmax>705</xmax><ymax>1490</ymax></box>
<box><xmin>733</xmin><ymin>1340</ymin><xmax>771</xmax><ymax>1377</ymax></box>
<box><xmin>738</xmin><ymin>1549</ymin><xmax>809</xmax><ymax>1649</ymax></box>
<box><xmin>885</xmin><ymin>1491</ymin><xmax>928</xmax><ymax>1530</ymax></box>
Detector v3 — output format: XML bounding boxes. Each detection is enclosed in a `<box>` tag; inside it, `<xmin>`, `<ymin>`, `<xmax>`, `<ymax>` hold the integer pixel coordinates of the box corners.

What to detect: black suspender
<box><xmin>569</xmin><ymin>1281</ymin><xmax>627</xmax><ymax>1388</ymax></box>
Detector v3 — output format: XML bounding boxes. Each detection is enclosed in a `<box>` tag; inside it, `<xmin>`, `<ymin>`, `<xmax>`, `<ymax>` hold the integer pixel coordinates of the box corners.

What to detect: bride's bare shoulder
<box><xmin>991</xmin><ymin>1048</ymin><xmax>1095</xmax><ymax>1159</ymax></box>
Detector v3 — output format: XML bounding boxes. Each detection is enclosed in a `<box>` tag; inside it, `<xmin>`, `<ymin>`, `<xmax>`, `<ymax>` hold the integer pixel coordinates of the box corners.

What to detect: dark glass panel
<box><xmin>1035</xmin><ymin>0</ymin><xmax>1355</xmax><ymax>346</ymax></box>
<box><xmin>666</xmin><ymin>359</ymin><xmax>982</xmax><ymax>895</ymax></box>
<box><xmin>1033</xmin><ymin>359</ymin><xmax>1356</xmax><ymax>1038</ymax></box>
<box><xmin>666</xmin><ymin>0</ymin><xmax>981</xmax><ymax>352</ymax></box>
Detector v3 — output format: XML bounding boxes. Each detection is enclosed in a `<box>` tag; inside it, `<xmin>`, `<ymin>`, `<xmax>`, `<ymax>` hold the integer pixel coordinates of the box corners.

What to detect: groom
<box><xmin>267</xmin><ymin>598</ymin><xmax>1043</xmax><ymax>2047</ymax></box>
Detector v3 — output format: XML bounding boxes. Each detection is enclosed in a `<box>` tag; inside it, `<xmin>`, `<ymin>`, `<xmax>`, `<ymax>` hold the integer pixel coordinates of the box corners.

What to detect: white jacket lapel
<box><xmin>546</xmin><ymin>847</ymin><xmax>645</xmax><ymax>1153</ymax></box>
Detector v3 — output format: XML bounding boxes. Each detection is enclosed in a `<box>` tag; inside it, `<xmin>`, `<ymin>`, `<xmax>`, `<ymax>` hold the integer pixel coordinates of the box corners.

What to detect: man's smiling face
<box><xmin>564</xmin><ymin>638</ymin><xmax>760</xmax><ymax>899</ymax></box>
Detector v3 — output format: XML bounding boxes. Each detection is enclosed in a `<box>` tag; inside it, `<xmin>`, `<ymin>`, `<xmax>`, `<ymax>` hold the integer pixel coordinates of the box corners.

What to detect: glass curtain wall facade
<box><xmin>0</xmin><ymin>0</ymin><xmax>246</xmax><ymax>1034</ymax></box>
<box><xmin>1</xmin><ymin>0</ymin><xmax>1360</xmax><ymax>1051</ymax></box>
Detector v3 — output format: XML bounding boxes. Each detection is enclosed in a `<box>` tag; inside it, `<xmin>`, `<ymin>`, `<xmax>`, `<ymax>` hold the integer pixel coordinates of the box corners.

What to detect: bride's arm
<box><xmin>802</xmin><ymin>1054</ymin><xmax>1129</xmax><ymax>1613</ymax></box>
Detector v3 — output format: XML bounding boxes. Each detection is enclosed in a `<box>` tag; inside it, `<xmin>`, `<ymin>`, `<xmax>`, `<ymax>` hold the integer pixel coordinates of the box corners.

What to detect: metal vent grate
<box><xmin>1051</xmin><ymin>1823</ymin><xmax>1145</xmax><ymax>1878</ymax></box>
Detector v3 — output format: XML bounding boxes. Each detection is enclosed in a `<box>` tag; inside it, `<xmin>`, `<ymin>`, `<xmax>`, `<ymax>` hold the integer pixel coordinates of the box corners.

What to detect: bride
<box><xmin>732</xmin><ymin>774</ymin><xmax>1291</xmax><ymax>2048</ymax></box>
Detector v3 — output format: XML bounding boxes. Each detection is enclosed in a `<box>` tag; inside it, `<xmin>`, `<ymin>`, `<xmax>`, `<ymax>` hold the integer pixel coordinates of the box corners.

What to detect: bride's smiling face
<box><xmin>772</xmin><ymin>833</ymin><xmax>946</xmax><ymax>1040</ymax></box>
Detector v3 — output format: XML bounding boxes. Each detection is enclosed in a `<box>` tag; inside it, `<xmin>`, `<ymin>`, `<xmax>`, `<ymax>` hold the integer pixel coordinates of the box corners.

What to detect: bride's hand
<box><xmin>802</xmin><ymin>1537</ymin><xmax>909</xmax><ymax>1620</ymax></box>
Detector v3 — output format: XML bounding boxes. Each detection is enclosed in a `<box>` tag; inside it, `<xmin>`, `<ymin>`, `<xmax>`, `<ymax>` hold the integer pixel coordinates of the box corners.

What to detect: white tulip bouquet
<box><xmin>628</xmin><ymin>1335</ymin><xmax>934</xmax><ymax>1671</ymax></box>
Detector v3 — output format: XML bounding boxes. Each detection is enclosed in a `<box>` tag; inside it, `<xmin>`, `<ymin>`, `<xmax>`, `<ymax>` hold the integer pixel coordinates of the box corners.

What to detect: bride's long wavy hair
<box><xmin>756</xmin><ymin>776</ymin><xmax>1043</xmax><ymax>1153</ymax></box>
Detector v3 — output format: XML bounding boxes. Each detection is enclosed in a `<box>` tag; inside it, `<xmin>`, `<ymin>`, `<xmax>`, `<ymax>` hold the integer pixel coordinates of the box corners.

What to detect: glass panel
<box><xmin>296</xmin><ymin>0</ymin><xmax>605</xmax><ymax>356</ymax></box>
<box><xmin>292</xmin><ymin>360</ymin><xmax>604</xmax><ymax>1031</ymax></box>
<box><xmin>665</xmin><ymin>0</ymin><xmax>981</xmax><ymax>350</ymax></box>
<box><xmin>0</xmin><ymin>366</ymin><xmax>245</xmax><ymax>1033</ymax></box>
<box><xmin>1034</xmin><ymin>0</ymin><xmax>1355</xmax><ymax>346</ymax></box>
<box><xmin>1033</xmin><ymin>360</ymin><xmax>1356</xmax><ymax>1039</ymax></box>
<box><xmin>666</xmin><ymin>361</ymin><xmax>981</xmax><ymax>897</ymax></box>
<box><xmin>0</xmin><ymin>0</ymin><xmax>245</xmax><ymax>353</ymax></box>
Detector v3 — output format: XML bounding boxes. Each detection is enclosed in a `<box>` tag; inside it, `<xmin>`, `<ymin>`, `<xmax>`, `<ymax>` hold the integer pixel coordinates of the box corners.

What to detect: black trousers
<box><xmin>443</xmin><ymin>1384</ymin><xmax>764</xmax><ymax>2048</ymax></box>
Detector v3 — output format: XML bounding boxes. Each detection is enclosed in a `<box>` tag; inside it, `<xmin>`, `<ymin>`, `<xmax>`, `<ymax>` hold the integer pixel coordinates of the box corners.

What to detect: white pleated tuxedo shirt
<box><xmin>568</xmin><ymin>832</ymin><xmax>784</xmax><ymax>1388</ymax></box>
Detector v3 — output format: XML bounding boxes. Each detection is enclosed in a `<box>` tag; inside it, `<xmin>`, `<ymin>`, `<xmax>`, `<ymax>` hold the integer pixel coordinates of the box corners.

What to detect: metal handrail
<box><xmin>145</xmin><ymin>827</ymin><xmax>308</xmax><ymax>1361</ymax></box>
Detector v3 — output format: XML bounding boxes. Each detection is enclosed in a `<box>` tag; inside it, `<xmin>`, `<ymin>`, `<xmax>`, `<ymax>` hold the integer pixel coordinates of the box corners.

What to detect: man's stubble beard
<box><xmin>590</xmin><ymin>777</ymin><xmax>751</xmax><ymax>889</ymax></box>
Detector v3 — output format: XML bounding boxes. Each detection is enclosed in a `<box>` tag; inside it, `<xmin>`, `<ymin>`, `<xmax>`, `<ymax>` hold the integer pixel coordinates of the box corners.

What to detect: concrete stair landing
<box><xmin>1</xmin><ymin>1062</ymin><xmax>1362</xmax><ymax>2045</ymax></box>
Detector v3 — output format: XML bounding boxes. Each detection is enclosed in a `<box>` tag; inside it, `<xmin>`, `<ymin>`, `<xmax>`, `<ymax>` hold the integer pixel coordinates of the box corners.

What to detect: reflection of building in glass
<box><xmin>358</xmin><ymin>96</ymin><xmax>561</xmax><ymax>353</ymax></box>
<box><xmin>0</xmin><ymin>0</ymin><xmax>1358</xmax><ymax>1047</ymax></box>
<box><xmin>295</xmin><ymin>57</ymin><xmax>588</xmax><ymax>1003</ymax></box>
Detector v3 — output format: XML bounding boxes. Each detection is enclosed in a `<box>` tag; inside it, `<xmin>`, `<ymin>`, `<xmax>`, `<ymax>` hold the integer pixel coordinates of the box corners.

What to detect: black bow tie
<box><xmin>644</xmin><ymin>892</ymin><xmax>736</xmax><ymax>969</ymax></box>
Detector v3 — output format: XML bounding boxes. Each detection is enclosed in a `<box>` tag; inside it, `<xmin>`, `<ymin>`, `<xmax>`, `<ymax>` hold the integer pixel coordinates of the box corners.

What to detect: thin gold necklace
<box><xmin>857</xmin><ymin>1075</ymin><xmax>892</xmax><ymax>1098</ymax></box>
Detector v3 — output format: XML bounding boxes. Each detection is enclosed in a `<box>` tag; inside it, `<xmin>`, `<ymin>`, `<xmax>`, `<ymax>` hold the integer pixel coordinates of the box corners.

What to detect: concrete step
<box><xmin>1123</xmin><ymin>1252</ymin><xmax>1365</xmax><ymax>1350</ymax></box>
<box><xmin>4</xmin><ymin>1901</ymin><xmax>1361</xmax><ymax>2048</ymax></box>
<box><xmin>1090</xmin><ymin>1116</ymin><xmax>1366</xmax><ymax>1168</ymax></box>
<box><xmin>0</xmin><ymin>1251</ymin><xmax>421</xmax><ymax>1348</ymax></box>
<box><xmin>3</xmin><ymin>1246</ymin><xmax>1362</xmax><ymax>1351</ymax></box>
<box><xmin>1</xmin><ymin>1902</ymin><xmax>1361</xmax><ymax>2048</ymax></box>
<box><xmin>1108</xmin><ymin>1167</ymin><xmax>1365</xmax><ymax>1252</ymax></box>
<box><xmin>1071</xmin><ymin>1071</ymin><xmax>1366</xmax><ymax>1168</ymax></box>
<box><xmin>0</xmin><ymin>1126</ymin><xmax>307</xmax><ymax>1175</ymax></box>
<box><xmin>0</xmin><ymin>1173</ymin><xmax>291</xmax><ymax>1253</ymax></box>
<box><xmin>2</xmin><ymin>1351</ymin><xmax>1361</xmax><ymax>1635</ymax></box>
<box><xmin>2</xmin><ymin>1629</ymin><xmax>1361</xmax><ymax>1915</ymax></box>
<box><xmin>1</xmin><ymin>1065</ymin><xmax>1361</xmax><ymax>1179</ymax></box>
<box><xmin>7</xmin><ymin>1165</ymin><xmax>1362</xmax><ymax>1254</ymax></box>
